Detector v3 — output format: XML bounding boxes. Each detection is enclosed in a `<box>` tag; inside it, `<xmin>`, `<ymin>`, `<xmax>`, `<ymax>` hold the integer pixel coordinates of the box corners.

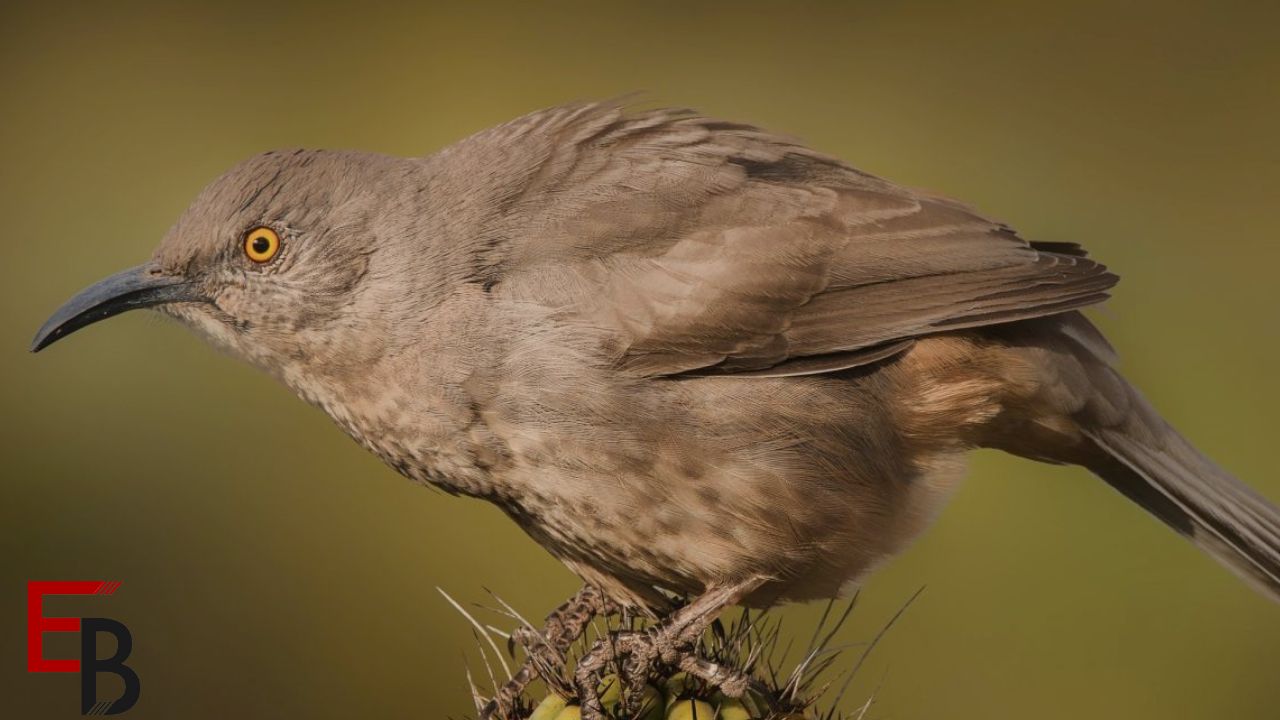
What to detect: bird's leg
<box><xmin>573</xmin><ymin>632</ymin><xmax>616</xmax><ymax>720</ymax></box>
<box><xmin>675</xmin><ymin>654</ymin><xmax>755</xmax><ymax>699</ymax></box>
<box><xmin>618</xmin><ymin>622</ymin><xmax>658</xmax><ymax>717</ymax></box>
<box><xmin>575</xmin><ymin>627</ymin><xmax>654</xmax><ymax>720</ymax></box>
<box><xmin>518</xmin><ymin>585</ymin><xmax>616</xmax><ymax>675</ymax></box>
<box><xmin>585</xmin><ymin>578</ymin><xmax>766</xmax><ymax>718</ymax></box>
<box><xmin>482</xmin><ymin>585</ymin><xmax>615</xmax><ymax>720</ymax></box>
<box><xmin>649</xmin><ymin>579</ymin><xmax>764</xmax><ymax>660</ymax></box>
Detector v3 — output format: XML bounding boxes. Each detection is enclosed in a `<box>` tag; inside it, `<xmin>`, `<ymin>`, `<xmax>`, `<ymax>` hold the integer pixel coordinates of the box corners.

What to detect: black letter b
<box><xmin>80</xmin><ymin>618</ymin><xmax>140</xmax><ymax>715</ymax></box>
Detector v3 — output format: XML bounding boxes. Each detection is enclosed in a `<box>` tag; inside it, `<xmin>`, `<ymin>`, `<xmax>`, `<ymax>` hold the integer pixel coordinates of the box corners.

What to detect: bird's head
<box><xmin>31</xmin><ymin>150</ymin><xmax>413</xmax><ymax>383</ymax></box>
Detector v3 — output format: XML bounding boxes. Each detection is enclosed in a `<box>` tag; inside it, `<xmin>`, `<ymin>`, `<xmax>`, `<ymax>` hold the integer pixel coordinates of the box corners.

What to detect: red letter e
<box><xmin>27</xmin><ymin>581</ymin><xmax>116</xmax><ymax>673</ymax></box>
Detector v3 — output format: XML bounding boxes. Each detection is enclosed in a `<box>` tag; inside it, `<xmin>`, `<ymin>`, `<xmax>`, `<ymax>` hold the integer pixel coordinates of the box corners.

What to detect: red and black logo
<box><xmin>27</xmin><ymin>581</ymin><xmax>141</xmax><ymax>715</ymax></box>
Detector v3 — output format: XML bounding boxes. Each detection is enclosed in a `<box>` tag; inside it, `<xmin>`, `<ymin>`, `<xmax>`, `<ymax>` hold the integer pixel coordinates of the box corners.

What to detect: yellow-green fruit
<box><xmin>530</xmin><ymin>694</ymin><xmax>567</xmax><ymax>720</ymax></box>
<box><xmin>715</xmin><ymin>697</ymin><xmax>752</xmax><ymax>720</ymax></box>
<box><xmin>663</xmin><ymin>673</ymin><xmax>696</xmax><ymax>707</ymax></box>
<box><xmin>666</xmin><ymin>698</ymin><xmax>715</xmax><ymax>720</ymax></box>
<box><xmin>553</xmin><ymin>704</ymin><xmax>582</xmax><ymax>720</ymax></box>
<box><xmin>737</xmin><ymin>691</ymin><xmax>765</xmax><ymax>718</ymax></box>
<box><xmin>636</xmin><ymin>685</ymin><xmax>665</xmax><ymax>720</ymax></box>
<box><xmin>598</xmin><ymin>673</ymin><xmax>622</xmax><ymax>712</ymax></box>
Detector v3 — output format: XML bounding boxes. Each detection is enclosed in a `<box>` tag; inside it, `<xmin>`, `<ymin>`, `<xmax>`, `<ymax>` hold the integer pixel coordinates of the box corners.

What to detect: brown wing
<box><xmin>480</xmin><ymin>102</ymin><xmax>1117</xmax><ymax>377</ymax></box>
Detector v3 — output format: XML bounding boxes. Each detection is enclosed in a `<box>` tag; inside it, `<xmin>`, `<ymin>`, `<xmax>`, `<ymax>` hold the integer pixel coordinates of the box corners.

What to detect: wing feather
<box><xmin>481</xmin><ymin>102</ymin><xmax>1119</xmax><ymax>377</ymax></box>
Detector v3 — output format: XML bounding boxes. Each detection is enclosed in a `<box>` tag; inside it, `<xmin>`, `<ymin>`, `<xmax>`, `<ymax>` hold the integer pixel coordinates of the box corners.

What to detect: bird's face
<box><xmin>32</xmin><ymin>149</ymin><xmax>403</xmax><ymax>381</ymax></box>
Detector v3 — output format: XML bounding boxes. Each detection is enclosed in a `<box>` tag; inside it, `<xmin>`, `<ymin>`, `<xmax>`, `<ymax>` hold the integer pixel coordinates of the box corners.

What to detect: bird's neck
<box><xmin>275</xmin><ymin>293</ymin><xmax>512</xmax><ymax>500</ymax></box>
<box><xmin>284</xmin><ymin>364</ymin><xmax>504</xmax><ymax>498</ymax></box>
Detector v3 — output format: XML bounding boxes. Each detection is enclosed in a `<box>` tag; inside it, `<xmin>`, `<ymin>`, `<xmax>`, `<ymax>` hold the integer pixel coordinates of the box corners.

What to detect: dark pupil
<box><xmin>252</xmin><ymin>237</ymin><xmax>271</xmax><ymax>254</ymax></box>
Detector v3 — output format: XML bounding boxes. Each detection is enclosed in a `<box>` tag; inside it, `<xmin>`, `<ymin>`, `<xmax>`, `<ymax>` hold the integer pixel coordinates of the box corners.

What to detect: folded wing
<box><xmin>485</xmin><ymin>103</ymin><xmax>1117</xmax><ymax>377</ymax></box>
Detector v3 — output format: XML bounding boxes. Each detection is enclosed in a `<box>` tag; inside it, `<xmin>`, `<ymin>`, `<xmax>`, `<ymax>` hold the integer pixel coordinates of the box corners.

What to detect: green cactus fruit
<box><xmin>553</xmin><ymin>704</ymin><xmax>582</xmax><ymax>720</ymax></box>
<box><xmin>598</xmin><ymin>673</ymin><xmax>622</xmax><ymax>712</ymax></box>
<box><xmin>737</xmin><ymin>691</ymin><xmax>765</xmax><ymax>718</ymax></box>
<box><xmin>715</xmin><ymin>697</ymin><xmax>752</xmax><ymax>720</ymax></box>
<box><xmin>530</xmin><ymin>694</ymin><xmax>567</xmax><ymax>720</ymax></box>
<box><xmin>666</xmin><ymin>698</ymin><xmax>715</xmax><ymax>720</ymax></box>
<box><xmin>663</xmin><ymin>672</ymin><xmax>697</xmax><ymax>707</ymax></box>
<box><xmin>636</xmin><ymin>684</ymin><xmax>665</xmax><ymax>720</ymax></box>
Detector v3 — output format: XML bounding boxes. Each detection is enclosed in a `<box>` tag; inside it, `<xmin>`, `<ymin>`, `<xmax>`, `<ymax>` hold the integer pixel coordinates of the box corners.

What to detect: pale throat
<box><xmin>276</xmin><ymin>354</ymin><xmax>506</xmax><ymax>500</ymax></box>
<box><xmin>170</xmin><ymin>304</ymin><xmax>507</xmax><ymax>498</ymax></box>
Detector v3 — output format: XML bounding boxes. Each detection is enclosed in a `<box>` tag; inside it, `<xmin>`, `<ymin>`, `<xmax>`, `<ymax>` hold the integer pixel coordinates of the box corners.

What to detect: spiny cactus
<box><xmin>444</xmin><ymin>587</ymin><xmax>923</xmax><ymax>720</ymax></box>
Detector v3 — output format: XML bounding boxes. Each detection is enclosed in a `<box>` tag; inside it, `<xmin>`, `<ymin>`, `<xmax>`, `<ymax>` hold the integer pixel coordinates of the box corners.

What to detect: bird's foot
<box><xmin>574</xmin><ymin>578</ymin><xmax>766</xmax><ymax>720</ymax></box>
<box><xmin>482</xmin><ymin>585</ymin><xmax>615</xmax><ymax>720</ymax></box>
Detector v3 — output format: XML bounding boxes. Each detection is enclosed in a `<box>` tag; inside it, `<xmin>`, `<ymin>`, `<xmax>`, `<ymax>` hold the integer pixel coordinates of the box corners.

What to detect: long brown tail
<box><xmin>1082</xmin><ymin>386</ymin><xmax>1280</xmax><ymax>600</ymax></box>
<box><xmin>987</xmin><ymin>313</ymin><xmax>1280</xmax><ymax>601</ymax></box>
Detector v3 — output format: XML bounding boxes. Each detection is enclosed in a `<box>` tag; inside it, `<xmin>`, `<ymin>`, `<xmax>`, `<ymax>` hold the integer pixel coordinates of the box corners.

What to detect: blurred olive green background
<box><xmin>3</xmin><ymin>1</ymin><xmax>1279</xmax><ymax>717</ymax></box>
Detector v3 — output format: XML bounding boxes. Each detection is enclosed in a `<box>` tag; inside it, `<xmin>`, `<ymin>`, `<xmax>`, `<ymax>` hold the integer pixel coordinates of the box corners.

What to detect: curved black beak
<box><xmin>31</xmin><ymin>263</ymin><xmax>206</xmax><ymax>352</ymax></box>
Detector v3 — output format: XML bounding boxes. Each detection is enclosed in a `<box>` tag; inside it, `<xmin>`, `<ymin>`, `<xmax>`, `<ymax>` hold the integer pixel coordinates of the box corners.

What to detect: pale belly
<box><xmin>480</xmin><ymin>373</ymin><xmax>972</xmax><ymax>609</ymax></box>
<box><xmin>318</xmin><ymin>328</ymin><xmax>996</xmax><ymax>610</ymax></box>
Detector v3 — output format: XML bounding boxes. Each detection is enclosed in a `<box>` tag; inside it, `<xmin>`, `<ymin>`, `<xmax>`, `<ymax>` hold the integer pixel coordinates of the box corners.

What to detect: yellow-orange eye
<box><xmin>243</xmin><ymin>226</ymin><xmax>281</xmax><ymax>263</ymax></box>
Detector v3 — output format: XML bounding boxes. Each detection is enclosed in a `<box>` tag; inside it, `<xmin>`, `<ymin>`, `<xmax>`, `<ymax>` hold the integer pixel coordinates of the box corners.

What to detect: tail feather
<box><xmin>986</xmin><ymin>313</ymin><xmax>1280</xmax><ymax>601</ymax></box>
<box><xmin>1085</xmin><ymin>407</ymin><xmax>1280</xmax><ymax>600</ymax></box>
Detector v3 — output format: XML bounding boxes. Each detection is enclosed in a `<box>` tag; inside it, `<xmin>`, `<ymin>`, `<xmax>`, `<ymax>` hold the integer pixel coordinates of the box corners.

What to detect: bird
<box><xmin>32</xmin><ymin>101</ymin><xmax>1280</xmax><ymax>716</ymax></box>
